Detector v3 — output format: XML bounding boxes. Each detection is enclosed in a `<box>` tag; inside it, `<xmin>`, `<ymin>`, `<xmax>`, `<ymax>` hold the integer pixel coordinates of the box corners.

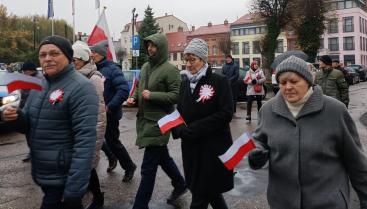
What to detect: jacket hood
<box><xmin>144</xmin><ymin>33</ymin><xmax>168</xmax><ymax>66</ymax></box>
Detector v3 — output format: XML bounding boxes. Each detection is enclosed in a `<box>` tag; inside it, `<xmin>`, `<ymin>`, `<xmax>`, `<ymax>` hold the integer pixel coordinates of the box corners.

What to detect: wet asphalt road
<box><xmin>1</xmin><ymin>81</ymin><xmax>367</xmax><ymax>209</ymax></box>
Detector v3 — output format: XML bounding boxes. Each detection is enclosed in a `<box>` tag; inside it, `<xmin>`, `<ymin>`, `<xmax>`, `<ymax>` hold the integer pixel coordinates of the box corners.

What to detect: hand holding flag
<box><xmin>158</xmin><ymin>109</ymin><xmax>185</xmax><ymax>135</ymax></box>
<box><xmin>219</xmin><ymin>132</ymin><xmax>256</xmax><ymax>170</ymax></box>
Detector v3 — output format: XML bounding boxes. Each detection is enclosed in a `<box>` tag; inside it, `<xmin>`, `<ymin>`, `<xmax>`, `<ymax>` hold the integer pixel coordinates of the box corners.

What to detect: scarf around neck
<box><xmin>183</xmin><ymin>63</ymin><xmax>208</xmax><ymax>93</ymax></box>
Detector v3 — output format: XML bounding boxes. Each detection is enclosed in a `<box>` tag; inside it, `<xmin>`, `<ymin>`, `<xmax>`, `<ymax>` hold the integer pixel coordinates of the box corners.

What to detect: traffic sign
<box><xmin>132</xmin><ymin>35</ymin><xmax>140</xmax><ymax>50</ymax></box>
<box><xmin>133</xmin><ymin>50</ymin><xmax>140</xmax><ymax>57</ymax></box>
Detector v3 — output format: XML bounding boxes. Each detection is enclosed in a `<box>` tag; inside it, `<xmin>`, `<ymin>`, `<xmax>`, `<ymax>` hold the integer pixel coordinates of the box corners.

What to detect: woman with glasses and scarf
<box><xmin>172</xmin><ymin>38</ymin><xmax>234</xmax><ymax>209</ymax></box>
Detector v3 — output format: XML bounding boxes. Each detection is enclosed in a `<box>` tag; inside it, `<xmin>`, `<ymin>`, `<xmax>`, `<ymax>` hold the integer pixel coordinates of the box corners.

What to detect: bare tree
<box><xmin>218</xmin><ymin>34</ymin><xmax>232</xmax><ymax>56</ymax></box>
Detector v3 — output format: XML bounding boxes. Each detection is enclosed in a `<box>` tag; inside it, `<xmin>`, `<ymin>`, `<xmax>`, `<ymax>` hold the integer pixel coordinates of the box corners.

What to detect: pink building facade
<box><xmin>319</xmin><ymin>0</ymin><xmax>367</xmax><ymax>66</ymax></box>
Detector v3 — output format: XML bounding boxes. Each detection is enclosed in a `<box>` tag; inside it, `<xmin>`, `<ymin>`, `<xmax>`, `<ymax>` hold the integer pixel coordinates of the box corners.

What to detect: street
<box><xmin>1</xmin><ymin>82</ymin><xmax>367</xmax><ymax>209</ymax></box>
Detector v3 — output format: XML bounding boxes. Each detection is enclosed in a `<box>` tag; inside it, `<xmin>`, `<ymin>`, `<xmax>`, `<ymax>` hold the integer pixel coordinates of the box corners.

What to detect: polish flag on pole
<box><xmin>87</xmin><ymin>8</ymin><xmax>117</xmax><ymax>62</ymax></box>
<box><xmin>0</xmin><ymin>73</ymin><xmax>43</xmax><ymax>93</ymax></box>
<box><xmin>158</xmin><ymin>110</ymin><xmax>185</xmax><ymax>134</ymax></box>
<box><xmin>129</xmin><ymin>76</ymin><xmax>138</xmax><ymax>97</ymax></box>
<box><xmin>219</xmin><ymin>132</ymin><xmax>256</xmax><ymax>170</ymax></box>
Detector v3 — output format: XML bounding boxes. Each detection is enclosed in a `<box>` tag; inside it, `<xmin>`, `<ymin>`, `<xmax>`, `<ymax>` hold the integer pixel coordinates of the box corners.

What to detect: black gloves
<box><xmin>251</xmin><ymin>79</ymin><xmax>257</xmax><ymax>85</ymax></box>
<box><xmin>248</xmin><ymin>149</ymin><xmax>269</xmax><ymax>170</ymax></box>
<box><xmin>171</xmin><ymin>124</ymin><xmax>197</xmax><ymax>140</ymax></box>
<box><xmin>172</xmin><ymin>124</ymin><xmax>185</xmax><ymax>139</ymax></box>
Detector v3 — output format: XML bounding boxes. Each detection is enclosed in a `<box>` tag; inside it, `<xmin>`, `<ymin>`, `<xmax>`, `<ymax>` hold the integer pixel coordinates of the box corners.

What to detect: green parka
<box><xmin>132</xmin><ymin>33</ymin><xmax>181</xmax><ymax>148</ymax></box>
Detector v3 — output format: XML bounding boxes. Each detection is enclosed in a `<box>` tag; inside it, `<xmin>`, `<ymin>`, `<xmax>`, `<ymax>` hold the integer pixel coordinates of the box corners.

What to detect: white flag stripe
<box><xmin>158</xmin><ymin>110</ymin><xmax>181</xmax><ymax>127</ymax></box>
<box><xmin>0</xmin><ymin>73</ymin><xmax>43</xmax><ymax>85</ymax></box>
<box><xmin>219</xmin><ymin>133</ymin><xmax>251</xmax><ymax>162</ymax></box>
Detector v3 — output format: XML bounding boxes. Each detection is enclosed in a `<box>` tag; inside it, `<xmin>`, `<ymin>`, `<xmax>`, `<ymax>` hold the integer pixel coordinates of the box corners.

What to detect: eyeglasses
<box><xmin>183</xmin><ymin>56</ymin><xmax>200</xmax><ymax>65</ymax></box>
<box><xmin>72</xmin><ymin>58</ymin><xmax>83</xmax><ymax>62</ymax></box>
<box><xmin>39</xmin><ymin>51</ymin><xmax>63</xmax><ymax>59</ymax></box>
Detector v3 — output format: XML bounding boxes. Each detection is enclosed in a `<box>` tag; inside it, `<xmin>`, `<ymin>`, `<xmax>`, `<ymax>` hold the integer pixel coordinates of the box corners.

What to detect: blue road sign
<box><xmin>132</xmin><ymin>35</ymin><xmax>140</xmax><ymax>50</ymax></box>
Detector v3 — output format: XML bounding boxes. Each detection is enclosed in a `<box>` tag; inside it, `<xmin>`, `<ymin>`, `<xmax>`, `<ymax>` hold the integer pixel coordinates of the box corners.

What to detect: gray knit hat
<box><xmin>276</xmin><ymin>55</ymin><xmax>313</xmax><ymax>85</ymax></box>
<box><xmin>90</xmin><ymin>40</ymin><xmax>108</xmax><ymax>58</ymax></box>
<box><xmin>184</xmin><ymin>38</ymin><xmax>208</xmax><ymax>62</ymax></box>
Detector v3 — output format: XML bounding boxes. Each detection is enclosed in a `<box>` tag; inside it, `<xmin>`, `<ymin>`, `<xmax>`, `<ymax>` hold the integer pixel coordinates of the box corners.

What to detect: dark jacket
<box><xmin>96</xmin><ymin>59</ymin><xmax>129</xmax><ymax>119</ymax></box>
<box><xmin>132</xmin><ymin>33</ymin><xmax>181</xmax><ymax>148</ymax></box>
<box><xmin>2</xmin><ymin>65</ymin><xmax>98</xmax><ymax>201</ymax></box>
<box><xmin>249</xmin><ymin>86</ymin><xmax>367</xmax><ymax>209</ymax></box>
<box><xmin>222</xmin><ymin>61</ymin><xmax>239</xmax><ymax>85</ymax></box>
<box><xmin>176</xmin><ymin>68</ymin><xmax>234</xmax><ymax>195</ymax></box>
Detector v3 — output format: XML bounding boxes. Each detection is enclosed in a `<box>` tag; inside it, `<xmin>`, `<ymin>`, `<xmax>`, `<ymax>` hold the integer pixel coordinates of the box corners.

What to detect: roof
<box><xmin>121</xmin><ymin>14</ymin><xmax>186</xmax><ymax>33</ymax></box>
<box><xmin>166</xmin><ymin>31</ymin><xmax>191</xmax><ymax>52</ymax></box>
<box><xmin>231</xmin><ymin>13</ymin><xmax>262</xmax><ymax>26</ymax></box>
<box><xmin>187</xmin><ymin>23</ymin><xmax>230</xmax><ymax>37</ymax></box>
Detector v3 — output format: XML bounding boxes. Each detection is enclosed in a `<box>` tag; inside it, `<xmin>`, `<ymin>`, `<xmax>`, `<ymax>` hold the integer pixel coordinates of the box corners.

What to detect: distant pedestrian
<box><xmin>222</xmin><ymin>54</ymin><xmax>239</xmax><ymax>113</ymax></box>
<box><xmin>127</xmin><ymin>33</ymin><xmax>187</xmax><ymax>209</ymax></box>
<box><xmin>90</xmin><ymin>40</ymin><xmax>137</xmax><ymax>183</ymax></box>
<box><xmin>173</xmin><ymin>38</ymin><xmax>234</xmax><ymax>209</ymax></box>
<box><xmin>248</xmin><ymin>55</ymin><xmax>367</xmax><ymax>209</ymax></box>
<box><xmin>332</xmin><ymin>59</ymin><xmax>349</xmax><ymax>80</ymax></box>
<box><xmin>73</xmin><ymin>41</ymin><xmax>106</xmax><ymax>209</ymax></box>
<box><xmin>315</xmin><ymin>55</ymin><xmax>349</xmax><ymax>107</ymax></box>
<box><xmin>1</xmin><ymin>35</ymin><xmax>98</xmax><ymax>209</ymax></box>
<box><xmin>243</xmin><ymin>60</ymin><xmax>266</xmax><ymax>122</ymax></box>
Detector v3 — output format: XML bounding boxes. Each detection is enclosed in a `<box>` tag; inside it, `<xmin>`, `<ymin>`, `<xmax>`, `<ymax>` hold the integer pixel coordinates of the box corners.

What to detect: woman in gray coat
<box><xmin>73</xmin><ymin>41</ymin><xmax>106</xmax><ymax>209</ymax></box>
<box><xmin>248</xmin><ymin>55</ymin><xmax>367</xmax><ymax>209</ymax></box>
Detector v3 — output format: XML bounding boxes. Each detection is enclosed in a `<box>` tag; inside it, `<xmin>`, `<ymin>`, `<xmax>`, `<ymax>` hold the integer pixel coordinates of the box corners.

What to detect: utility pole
<box><xmin>132</xmin><ymin>8</ymin><xmax>138</xmax><ymax>70</ymax></box>
<box><xmin>33</xmin><ymin>16</ymin><xmax>36</xmax><ymax>51</ymax></box>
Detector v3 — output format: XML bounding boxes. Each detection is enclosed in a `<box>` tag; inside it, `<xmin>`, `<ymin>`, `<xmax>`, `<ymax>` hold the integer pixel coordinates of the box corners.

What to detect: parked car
<box><xmin>0</xmin><ymin>71</ymin><xmax>21</xmax><ymax>111</ymax></box>
<box><xmin>344</xmin><ymin>67</ymin><xmax>360</xmax><ymax>85</ymax></box>
<box><xmin>348</xmin><ymin>64</ymin><xmax>367</xmax><ymax>81</ymax></box>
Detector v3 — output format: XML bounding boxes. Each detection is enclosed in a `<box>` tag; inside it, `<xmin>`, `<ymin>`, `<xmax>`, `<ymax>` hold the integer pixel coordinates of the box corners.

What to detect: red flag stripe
<box><xmin>223</xmin><ymin>140</ymin><xmax>255</xmax><ymax>170</ymax></box>
<box><xmin>160</xmin><ymin>117</ymin><xmax>185</xmax><ymax>134</ymax></box>
<box><xmin>7</xmin><ymin>81</ymin><xmax>42</xmax><ymax>93</ymax></box>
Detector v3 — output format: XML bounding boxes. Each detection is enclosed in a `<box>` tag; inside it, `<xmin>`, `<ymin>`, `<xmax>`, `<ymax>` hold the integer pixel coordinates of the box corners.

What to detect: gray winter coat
<box><xmin>249</xmin><ymin>86</ymin><xmax>367</xmax><ymax>209</ymax></box>
<box><xmin>10</xmin><ymin>64</ymin><xmax>98</xmax><ymax>202</ymax></box>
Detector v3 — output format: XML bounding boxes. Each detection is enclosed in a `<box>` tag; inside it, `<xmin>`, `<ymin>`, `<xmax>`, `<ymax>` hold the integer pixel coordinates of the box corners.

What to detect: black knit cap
<box><xmin>38</xmin><ymin>35</ymin><xmax>73</xmax><ymax>63</ymax></box>
<box><xmin>319</xmin><ymin>55</ymin><xmax>332</xmax><ymax>66</ymax></box>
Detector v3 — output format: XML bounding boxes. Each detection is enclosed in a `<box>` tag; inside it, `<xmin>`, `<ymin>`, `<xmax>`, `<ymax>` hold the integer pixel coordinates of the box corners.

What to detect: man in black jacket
<box><xmin>1</xmin><ymin>35</ymin><xmax>98</xmax><ymax>209</ymax></box>
<box><xmin>222</xmin><ymin>54</ymin><xmax>239</xmax><ymax>113</ymax></box>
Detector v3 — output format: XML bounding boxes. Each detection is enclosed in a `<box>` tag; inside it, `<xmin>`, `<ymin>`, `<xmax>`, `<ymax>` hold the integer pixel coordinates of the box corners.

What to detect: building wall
<box><xmin>319</xmin><ymin>7</ymin><xmax>367</xmax><ymax>66</ymax></box>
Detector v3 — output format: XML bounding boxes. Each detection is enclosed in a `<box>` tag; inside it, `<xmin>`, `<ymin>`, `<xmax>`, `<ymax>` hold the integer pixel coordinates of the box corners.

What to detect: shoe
<box><xmin>246</xmin><ymin>116</ymin><xmax>251</xmax><ymax>122</ymax></box>
<box><xmin>166</xmin><ymin>186</ymin><xmax>188</xmax><ymax>204</ymax></box>
<box><xmin>122</xmin><ymin>164</ymin><xmax>136</xmax><ymax>183</ymax></box>
<box><xmin>22</xmin><ymin>153</ymin><xmax>31</xmax><ymax>162</ymax></box>
<box><xmin>106</xmin><ymin>156</ymin><xmax>117</xmax><ymax>173</ymax></box>
<box><xmin>86</xmin><ymin>192</ymin><xmax>104</xmax><ymax>209</ymax></box>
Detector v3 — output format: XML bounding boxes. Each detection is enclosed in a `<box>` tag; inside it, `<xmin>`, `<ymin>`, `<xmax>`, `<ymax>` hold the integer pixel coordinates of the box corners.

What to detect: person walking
<box><xmin>19</xmin><ymin>61</ymin><xmax>43</xmax><ymax>163</ymax></box>
<box><xmin>72</xmin><ymin>41</ymin><xmax>106</xmax><ymax>209</ymax></box>
<box><xmin>243</xmin><ymin>60</ymin><xmax>266</xmax><ymax>122</ymax></box>
<box><xmin>1</xmin><ymin>35</ymin><xmax>98</xmax><ymax>209</ymax></box>
<box><xmin>126</xmin><ymin>33</ymin><xmax>187</xmax><ymax>209</ymax></box>
<box><xmin>248</xmin><ymin>55</ymin><xmax>367</xmax><ymax>209</ymax></box>
<box><xmin>172</xmin><ymin>38</ymin><xmax>234</xmax><ymax>209</ymax></box>
<box><xmin>315</xmin><ymin>55</ymin><xmax>349</xmax><ymax>107</ymax></box>
<box><xmin>222</xmin><ymin>54</ymin><xmax>239</xmax><ymax>114</ymax></box>
<box><xmin>90</xmin><ymin>40</ymin><xmax>137</xmax><ymax>182</ymax></box>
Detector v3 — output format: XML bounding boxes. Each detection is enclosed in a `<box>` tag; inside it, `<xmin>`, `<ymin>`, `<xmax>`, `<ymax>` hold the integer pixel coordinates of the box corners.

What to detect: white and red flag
<box><xmin>219</xmin><ymin>132</ymin><xmax>256</xmax><ymax>170</ymax></box>
<box><xmin>0</xmin><ymin>73</ymin><xmax>43</xmax><ymax>93</ymax></box>
<box><xmin>87</xmin><ymin>9</ymin><xmax>117</xmax><ymax>62</ymax></box>
<box><xmin>158</xmin><ymin>109</ymin><xmax>185</xmax><ymax>134</ymax></box>
<box><xmin>129</xmin><ymin>76</ymin><xmax>138</xmax><ymax>97</ymax></box>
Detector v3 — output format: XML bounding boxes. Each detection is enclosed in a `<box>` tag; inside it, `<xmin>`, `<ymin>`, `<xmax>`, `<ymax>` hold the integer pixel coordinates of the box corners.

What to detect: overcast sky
<box><xmin>0</xmin><ymin>0</ymin><xmax>251</xmax><ymax>39</ymax></box>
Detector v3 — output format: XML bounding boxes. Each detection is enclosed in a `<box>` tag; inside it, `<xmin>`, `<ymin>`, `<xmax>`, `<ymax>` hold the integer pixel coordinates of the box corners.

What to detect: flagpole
<box><xmin>52</xmin><ymin>18</ymin><xmax>54</xmax><ymax>36</ymax></box>
<box><xmin>72</xmin><ymin>0</ymin><xmax>75</xmax><ymax>43</ymax></box>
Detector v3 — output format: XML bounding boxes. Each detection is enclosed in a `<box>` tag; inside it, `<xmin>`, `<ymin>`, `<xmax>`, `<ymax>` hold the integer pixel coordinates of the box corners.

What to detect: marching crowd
<box><xmin>0</xmin><ymin>33</ymin><xmax>367</xmax><ymax>209</ymax></box>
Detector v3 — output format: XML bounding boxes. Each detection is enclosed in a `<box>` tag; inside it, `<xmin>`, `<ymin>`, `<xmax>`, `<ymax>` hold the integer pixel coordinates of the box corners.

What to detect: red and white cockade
<box><xmin>196</xmin><ymin>84</ymin><xmax>214</xmax><ymax>103</ymax></box>
<box><xmin>49</xmin><ymin>89</ymin><xmax>64</xmax><ymax>105</ymax></box>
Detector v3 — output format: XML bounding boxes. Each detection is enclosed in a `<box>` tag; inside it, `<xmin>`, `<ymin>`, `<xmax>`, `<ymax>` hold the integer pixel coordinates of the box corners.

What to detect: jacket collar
<box><xmin>272</xmin><ymin>86</ymin><xmax>324</xmax><ymax>122</ymax></box>
<box><xmin>95</xmin><ymin>58</ymin><xmax>108</xmax><ymax>69</ymax></box>
<box><xmin>45</xmin><ymin>64</ymin><xmax>74</xmax><ymax>83</ymax></box>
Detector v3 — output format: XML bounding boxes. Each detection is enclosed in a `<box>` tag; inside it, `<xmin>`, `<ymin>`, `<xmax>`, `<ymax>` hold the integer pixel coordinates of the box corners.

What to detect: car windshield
<box><xmin>123</xmin><ymin>71</ymin><xmax>134</xmax><ymax>81</ymax></box>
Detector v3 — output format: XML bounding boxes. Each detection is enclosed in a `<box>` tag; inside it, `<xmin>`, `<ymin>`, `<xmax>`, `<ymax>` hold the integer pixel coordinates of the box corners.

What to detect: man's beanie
<box><xmin>90</xmin><ymin>40</ymin><xmax>108</xmax><ymax>58</ymax></box>
<box><xmin>39</xmin><ymin>35</ymin><xmax>73</xmax><ymax>63</ymax></box>
<box><xmin>184</xmin><ymin>38</ymin><xmax>208</xmax><ymax>62</ymax></box>
<box><xmin>319</xmin><ymin>55</ymin><xmax>332</xmax><ymax>66</ymax></box>
<box><xmin>332</xmin><ymin>59</ymin><xmax>340</xmax><ymax>63</ymax></box>
<box><xmin>21</xmin><ymin>61</ymin><xmax>37</xmax><ymax>71</ymax></box>
<box><xmin>276</xmin><ymin>55</ymin><xmax>313</xmax><ymax>85</ymax></box>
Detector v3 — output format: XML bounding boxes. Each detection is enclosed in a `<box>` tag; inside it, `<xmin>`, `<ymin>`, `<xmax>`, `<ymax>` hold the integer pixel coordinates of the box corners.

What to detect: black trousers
<box><xmin>88</xmin><ymin>168</ymin><xmax>101</xmax><ymax>196</ymax></box>
<box><xmin>190</xmin><ymin>193</ymin><xmax>228</xmax><ymax>209</ymax></box>
<box><xmin>105</xmin><ymin>114</ymin><xmax>135</xmax><ymax>171</ymax></box>
<box><xmin>246</xmin><ymin>95</ymin><xmax>263</xmax><ymax>117</ymax></box>
<box><xmin>231</xmin><ymin>83</ymin><xmax>238</xmax><ymax>113</ymax></box>
<box><xmin>40</xmin><ymin>186</ymin><xmax>83</xmax><ymax>209</ymax></box>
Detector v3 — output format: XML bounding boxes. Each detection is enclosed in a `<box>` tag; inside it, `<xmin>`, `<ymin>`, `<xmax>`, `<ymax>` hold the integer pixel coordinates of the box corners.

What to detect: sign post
<box><xmin>132</xmin><ymin>35</ymin><xmax>140</xmax><ymax>70</ymax></box>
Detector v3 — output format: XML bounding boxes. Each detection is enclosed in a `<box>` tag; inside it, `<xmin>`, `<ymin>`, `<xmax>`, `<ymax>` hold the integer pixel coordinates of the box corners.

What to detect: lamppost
<box><xmin>132</xmin><ymin>8</ymin><xmax>138</xmax><ymax>69</ymax></box>
<box><xmin>33</xmin><ymin>16</ymin><xmax>37</xmax><ymax>51</ymax></box>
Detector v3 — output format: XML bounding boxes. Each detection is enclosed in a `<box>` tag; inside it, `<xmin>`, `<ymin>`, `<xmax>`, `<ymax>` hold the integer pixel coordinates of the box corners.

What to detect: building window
<box><xmin>360</xmin><ymin>36</ymin><xmax>363</xmax><ymax>50</ymax></box>
<box><xmin>344</xmin><ymin>55</ymin><xmax>355</xmax><ymax>65</ymax></box>
<box><xmin>242</xmin><ymin>42</ymin><xmax>250</xmax><ymax>54</ymax></box>
<box><xmin>243</xmin><ymin>58</ymin><xmax>250</xmax><ymax>67</ymax></box>
<box><xmin>253</xmin><ymin>41</ymin><xmax>261</xmax><ymax>54</ymax></box>
<box><xmin>212</xmin><ymin>45</ymin><xmax>218</xmax><ymax>55</ymax></box>
<box><xmin>232</xmin><ymin>42</ymin><xmax>239</xmax><ymax>55</ymax></box>
<box><xmin>256</xmin><ymin>27</ymin><xmax>261</xmax><ymax>34</ymax></box>
<box><xmin>360</xmin><ymin>17</ymin><xmax>362</xmax><ymax>33</ymax></box>
<box><xmin>343</xmin><ymin>17</ymin><xmax>354</xmax><ymax>32</ymax></box>
<box><xmin>248</xmin><ymin>28</ymin><xmax>255</xmax><ymax>35</ymax></box>
<box><xmin>328</xmin><ymin>19</ymin><xmax>338</xmax><ymax>33</ymax></box>
<box><xmin>343</xmin><ymin>36</ymin><xmax>355</xmax><ymax>50</ymax></box>
<box><xmin>328</xmin><ymin>37</ymin><xmax>339</xmax><ymax>51</ymax></box>
<box><xmin>319</xmin><ymin>38</ymin><xmax>324</xmax><ymax>49</ymax></box>
<box><xmin>173</xmin><ymin>53</ymin><xmax>177</xmax><ymax>61</ymax></box>
<box><xmin>276</xmin><ymin>40</ymin><xmax>284</xmax><ymax>53</ymax></box>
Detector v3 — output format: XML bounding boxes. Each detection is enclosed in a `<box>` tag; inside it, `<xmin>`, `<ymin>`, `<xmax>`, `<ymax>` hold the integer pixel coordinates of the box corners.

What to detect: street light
<box><xmin>33</xmin><ymin>16</ymin><xmax>37</xmax><ymax>51</ymax></box>
<box><xmin>132</xmin><ymin>8</ymin><xmax>138</xmax><ymax>70</ymax></box>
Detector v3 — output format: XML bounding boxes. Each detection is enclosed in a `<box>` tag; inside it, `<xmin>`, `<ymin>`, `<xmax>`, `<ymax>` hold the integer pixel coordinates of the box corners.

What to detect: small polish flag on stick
<box><xmin>219</xmin><ymin>132</ymin><xmax>256</xmax><ymax>170</ymax></box>
<box><xmin>0</xmin><ymin>73</ymin><xmax>43</xmax><ymax>93</ymax></box>
<box><xmin>158</xmin><ymin>109</ymin><xmax>185</xmax><ymax>134</ymax></box>
<box><xmin>129</xmin><ymin>76</ymin><xmax>138</xmax><ymax>97</ymax></box>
